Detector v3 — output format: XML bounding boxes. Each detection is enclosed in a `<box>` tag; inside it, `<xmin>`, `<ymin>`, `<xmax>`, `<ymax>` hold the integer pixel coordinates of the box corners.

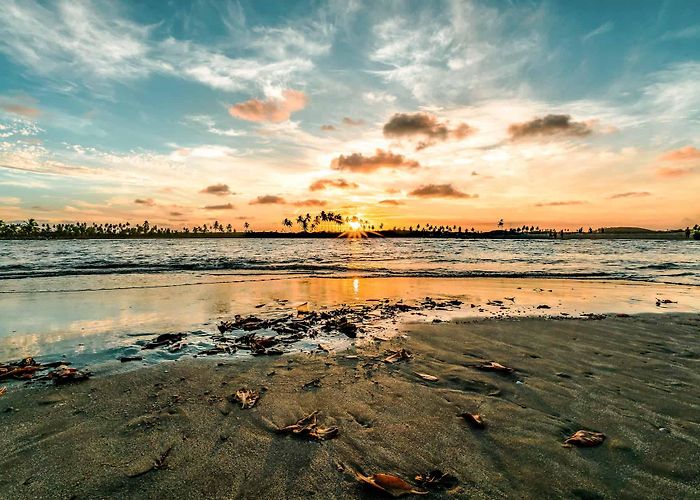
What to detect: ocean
<box><xmin>1</xmin><ymin>238</ymin><xmax>698</xmax><ymax>365</ymax></box>
<box><xmin>1</xmin><ymin>238</ymin><xmax>698</xmax><ymax>286</ymax></box>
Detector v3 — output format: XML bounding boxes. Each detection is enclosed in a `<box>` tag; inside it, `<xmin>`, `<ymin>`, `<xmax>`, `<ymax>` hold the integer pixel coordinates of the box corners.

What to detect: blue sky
<box><xmin>0</xmin><ymin>0</ymin><xmax>699</xmax><ymax>229</ymax></box>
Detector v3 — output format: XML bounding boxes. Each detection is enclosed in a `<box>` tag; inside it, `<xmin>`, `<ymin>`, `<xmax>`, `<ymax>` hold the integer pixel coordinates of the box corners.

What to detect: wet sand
<box><xmin>1</xmin><ymin>313</ymin><xmax>698</xmax><ymax>498</ymax></box>
<box><xmin>2</xmin><ymin>275</ymin><xmax>699</xmax><ymax>362</ymax></box>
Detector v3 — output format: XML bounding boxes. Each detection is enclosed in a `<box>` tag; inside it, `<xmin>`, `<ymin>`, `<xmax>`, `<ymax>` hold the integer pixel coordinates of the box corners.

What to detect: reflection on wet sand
<box><xmin>1</xmin><ymin>275</ymin><xmax>699</xmax><ymax>361</ymax></box>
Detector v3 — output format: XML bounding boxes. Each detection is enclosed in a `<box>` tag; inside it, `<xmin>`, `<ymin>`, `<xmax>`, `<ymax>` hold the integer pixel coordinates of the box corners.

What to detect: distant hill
<box><xmin>603</xmin><ymin>227</ymin><xmax>656</xmax><ymax>233</ymax></box>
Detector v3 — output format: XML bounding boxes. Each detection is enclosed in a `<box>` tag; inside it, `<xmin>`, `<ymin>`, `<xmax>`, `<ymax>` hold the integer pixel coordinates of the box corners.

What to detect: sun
<box><xmin>337</xmin><ymin>216</ymin><xmax>383</xmax><ymax>240</ymax></box>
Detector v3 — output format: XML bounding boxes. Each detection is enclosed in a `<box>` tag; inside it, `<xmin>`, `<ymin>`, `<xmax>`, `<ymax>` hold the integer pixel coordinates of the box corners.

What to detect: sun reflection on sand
<box><xmin>2</xmin><ymin>275</ymin><xmax>699</xmax><ymax>361</ymax></box>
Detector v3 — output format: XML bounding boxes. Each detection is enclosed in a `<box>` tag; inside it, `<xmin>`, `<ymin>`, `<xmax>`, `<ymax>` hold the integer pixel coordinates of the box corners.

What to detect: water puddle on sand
<box><xmin>1</xmin><ymin>275</ymin><xmax>698</xmax><ymax>377</ymax></box>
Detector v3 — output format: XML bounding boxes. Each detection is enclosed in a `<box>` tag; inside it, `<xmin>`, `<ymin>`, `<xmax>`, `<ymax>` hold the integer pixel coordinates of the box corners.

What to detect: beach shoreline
<box><xmin>1</xmin><ymin>276</ymin><xmax>699</xmax><ymax>367</ymax></box>
<box><xmin>1</xmin><ymin>312</ymin><xmax>699</xmax><ymax>498</ymax></box>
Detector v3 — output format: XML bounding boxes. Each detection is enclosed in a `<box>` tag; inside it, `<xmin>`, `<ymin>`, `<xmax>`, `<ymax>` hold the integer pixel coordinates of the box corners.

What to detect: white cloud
<box><xmin>183</xmin><ymin>115</ymin><xmax>246</xmax><ymax>137</ymax></box>
<box><xmin>0</xmin><ymin>1</ymin><xmax>152</xmax><ymax>83</ymax></box>
<box><xmin>0</xmin><ymin>118</ymin><xmax>43</xmax><ymax>139</ymax></box>
<box><xmin>0</xmin><ymin>0</ymin><xmax>322</xmax><ymax>94</ymax></box>
<box><xmin>363</xmin><ymin>91</ymin><xmax>397</xmax><ymax>104</ymax></box>
<box><xmin>368</xmin><ymin>2</ymin><xmax>543</xmax><ymax>103</ymax></box>
<box><xmin>248</xmin><ymin>26</ymin><xmax>332</xmax><ymax>60</ymax></box>
<box><xmin>582</xmin><ymin>21</ymin><xmax>614</xmax><ymax>42</ymax></box>
<box><xmin>659</xmin><ymin>24</ymin><xmax>700</xmax><ymax>41</ymax></box>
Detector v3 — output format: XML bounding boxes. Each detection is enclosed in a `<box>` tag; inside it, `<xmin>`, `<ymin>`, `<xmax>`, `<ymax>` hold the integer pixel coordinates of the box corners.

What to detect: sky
<box><xmin>0</xmin><ymin>0</ymin><xmax>699</xmax><ymax>231</ymax></box>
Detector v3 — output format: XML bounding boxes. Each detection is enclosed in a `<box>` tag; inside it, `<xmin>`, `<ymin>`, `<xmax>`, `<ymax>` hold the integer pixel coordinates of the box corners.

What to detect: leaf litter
<box><xmin>354</xmin><ymin>472</ymin><xmax>428</xmax><ymax>497</ymax></box>
<box><xmin>278</xmin><ymin>411</ymin><xmax>339</xmax><ymax>441</ymax></box>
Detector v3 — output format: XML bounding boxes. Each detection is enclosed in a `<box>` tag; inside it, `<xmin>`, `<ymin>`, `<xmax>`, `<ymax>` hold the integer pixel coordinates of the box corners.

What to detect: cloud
<box><xmin>200</xmin><ymin>183</ymin><xmax>233</xmax><ymax>196</ymax></box>
<box><xmin>534</xmin><ymin>200</ymin><xmax>587</xmax><ymax>207</ymax></box>
<box><xmin>309</xmin><ymin>178</ymin><xmax>358</xmax><ymax>191</ymax></box>
<box><xmin>508</xmin><ymin>114</ymin><xmax>592</xmax><ymax>140</ymax></box>
<box><xmin>409</xmin><ymin>184</ymin><xmax>476</xmax><ymax>199</ymax></box>
<box><xmin>379</xmin><ymin>199</ymin><xmax>403</xmax><ymax>205</ymax></box>
<box><xmin>609</xmin><ymin>192</ymin><xmax>651</xmax><ymax>199</ymax></box>
<box><xmin>0</xmin><ymin>102</ymin><xmax>40</xmax><ymax>118</ymax></box>
<box><xmin>383</xmin><ymin>112</ymin><xmax>473</xmax><ymax>149</ymax></box>
<box><xmin>0</xmin><ymin>196</ymin><xmax>21</xmax><ymax>205</ymax></box>
<box><xmin>660</xmin><ymin>24</ymin><xmax>700</xmax><ymax>41</ymax></box>
<box><xmin>331</xmin><ymin>149</ymin><xmax>419</xmax><ymax>173</ymax></box>
<box><xmin>582</xmin><ymin>21</ymin><xmax>614</xmax><ymax>42</ymax></box>
<box><xmin>292</xmin><ymin>199</ymin><xmax>327</xmax><ymax>207</ymax></box>
<box><xmin>169</xmin><ymin>211</ymin><xmax>184</xmax><ymax>216</ymax></box>
<box><xmin>0</xmin><ymin>2</ymin><xmax>318</xmax><ymax>94</ymax></box>
<box><xmin>342</xmin><ymin>117</ymin><xmax>365</xmax><ymax>126</ymax></box>
<box><xmin>209</xmin><ymin>127</ymin><xmax>246</xmax><ymax>137</ymax></box>
<box><xmin>659</xmin><ymin>146</ymin><xmax>700</xmax><ymax>161</ymax></box>
<box><xmin>363</xmin><ymin>91</ymin><xmax>396</xmax><ymax>104</ymax></box>
<box><xmin>229</xmin><ymin>89</ymin><xmax>307</xmax><ymax>123</ymax></box>
<box><xmin>320</xmin><ymin>124</ymin><xmax>336</xmax><ymax>131</ymax></box>
<box><xmin>656</xmin><ymin>147</ymin><xmax>700</xmax><ymax>177</ymax></box>
<box><xmin>656</xmin><ymin>166</ymin><xmax>697</xmax><ymax>178</ymax></box>
<box><xmin>134</xmin><ymin>198</ymin><xmax>155</xmax><ymax>206</ymax></box>
<box><xmin>250</xmin><ymin>195</ymin><xmax>286</xmax><ymax>204</ymax></box>
<box><xmin>369</xmin><ymin>4</ymin><xmax>544</xmax><ymax>102</ymax></box>
<box><xmin>203</xmin><ymin>203</ymin><xmax>234</xmax><ymax>210</ymax></box>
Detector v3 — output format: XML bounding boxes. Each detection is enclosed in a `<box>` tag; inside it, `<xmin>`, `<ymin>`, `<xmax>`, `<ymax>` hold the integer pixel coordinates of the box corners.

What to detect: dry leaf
<box><xmin>0</xmin><ymin>386</ymin><xmax>6</xmax><ymax>398</ymax></box>
<box><xmin>354</xmin><ymin>472</ymin><xmax>428</xmax><ymax>497</ymax></box>
<box><xmin>48</xmin><ymin>365</ymin><xmax>90</xmax><ymax>384</ymax></box>
<box><xmin>460</xmin><ymin>412</ymin><xmax>485</xmax><ymax>429</ymax></box>
<box><xmin>279</xmin><ymin>411</ymin><xmax>339</xmax><ymax>441</ymax></box>
<box><xmin>232</xmin><ymin>388</ymin><xmax>260</xmax><ymax>409</ymax></box>
<box><xmin>415</xmin><ymin>372</ymin><xmax>439</xmax><ymax>382</ymax></box>
<box><xmin>309</xmin><ymin>426</ymin><xmax>339</xmax><ymax>440</ymax></box>
<box><xmin>474</xmin><ymin>361</ymin><xmax>514</xmax><ymax>373</ymax></box>
<box><xmin>563</xmin><ymin>430</ymin><xmax>606</xmax><ymax>448</ymax></box>
<box><xmin>384</xmin><ymin>348</ymin><xmax>413</xmax><ymax>364</ymax></box>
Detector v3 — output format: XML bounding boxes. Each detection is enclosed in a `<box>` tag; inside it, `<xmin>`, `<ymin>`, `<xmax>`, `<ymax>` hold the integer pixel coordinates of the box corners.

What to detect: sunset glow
<box><xmin>0</xmin><ymin>1</ymin><xmax>698</xmax><ymax>230</ymax></box>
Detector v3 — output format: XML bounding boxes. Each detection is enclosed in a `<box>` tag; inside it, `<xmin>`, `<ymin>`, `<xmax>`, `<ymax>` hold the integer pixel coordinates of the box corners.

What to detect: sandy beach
<box><xmin>1</xmin><ymin>311</ymin><xmax>698</xmax><ymax>498</ymax></box>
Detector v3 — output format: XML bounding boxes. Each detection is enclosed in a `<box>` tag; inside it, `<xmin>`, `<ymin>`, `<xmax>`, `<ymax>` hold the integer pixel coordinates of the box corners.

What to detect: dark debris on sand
<box><xmin>0</xmin><ymin>357</ymin><xmax>89</xmax><ymax>385</ymax></box>
<box><xmin>196</xmin><ymin>298</ymin><xmax>463</xmax><ymax>359</ymax></box>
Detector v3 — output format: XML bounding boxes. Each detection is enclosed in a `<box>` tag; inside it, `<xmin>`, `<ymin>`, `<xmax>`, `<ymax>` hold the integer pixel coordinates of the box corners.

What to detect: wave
<box><xmin>0</xmin><ymin>262</ymin><xmax>646</xmax><ymax>283</ymax></box>
<box><xmin>640</xmin><ymin>262</ymin><xmax>686</xmax><ymax>271</ymax></box>
<box><xmin>1</xmin><ymin>239</ymin><xmax>697</xmax><ymax>286</ymax></box>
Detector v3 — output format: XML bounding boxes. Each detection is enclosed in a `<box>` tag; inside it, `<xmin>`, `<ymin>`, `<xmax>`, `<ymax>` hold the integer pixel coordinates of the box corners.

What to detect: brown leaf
<box><xmin>563</xmin><ymin>430</ymin><xmax>606</xmax><ymax>448</ymax></box>
<box><xmin>279</xmin><ymin>411</ymin><xmax>339</xmax><ymax>441</ymax></box>
<box><xmin>415</xmin><ymin>372</ymin><xmax>439</xmax><ymax>382</ymax></box>
<box><xmin>384</xmin><ymin>348</ymin><xmax>413</xmax><ymax>364</ymax></box>
<box><xmin>0</xmin><ymin>386</ymin><xmax>6</xmax><ymax>398</ymax></box>
<box><xmin>309</xmin><ymin>425</ymin><xmax>339</xmax><ymax>440</ymax></box>
<box><xmin>0</xmin><ymin>365</ymin><xmax>41</xmax><ymax>380</ymax></box>
<box><xmin>354</xmin><ymin>472</ymin><xmax>428</xmax><ymax>497</ymax></box>
<box><xmin>232</xmin><ymin>388</ymin><xmax>260</xmax><ymax>409</ymax></box>
<box><xmin>460</xmin><ymin>412</ymin><xmax>485</xmax><ymax>429</ymax></box>
<box><xmin>48</xmin><ymin>365</ymin><xmax>90</xmax><ymax>384</ymax></box>
<box><xmin>474</xmin><ymin>361</ymin><xmax>514</xmax><ymax>373</ymax></box>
